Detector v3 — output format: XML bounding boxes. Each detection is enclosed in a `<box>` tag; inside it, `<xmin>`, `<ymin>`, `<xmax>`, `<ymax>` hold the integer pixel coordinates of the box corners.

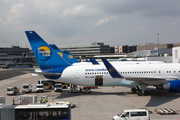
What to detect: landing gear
<box><xmin>144</xmin><ymin>91</ymin><xmax>149</xmax><ymax>96</ymax></box>
<box><xmin>137</xmin><ymin>91</ymin><xmax>143</xmax><ymax>96</ymax></box>
<box><xmin>131</xmin><ymin>85</ymin><xmax>149</xmax><ymax>96</ymax></box>
<box><xmin>131</xmin><ymin>87</ymin><xmax>136</xmax><ymax>93</ymax></box>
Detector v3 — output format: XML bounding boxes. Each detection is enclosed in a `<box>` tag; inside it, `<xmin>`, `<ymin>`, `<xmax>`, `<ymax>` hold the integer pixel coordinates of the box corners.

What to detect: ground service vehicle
<box><xmin>0</xmin><ymin>103</ymin><xmax>71</xmax><ymax>120</ymax></box>
<box><xmin>7</xmin><ymin>86</ymin><xmax>19</xmax><ymax>95</ymax></box>
<box><xmin>54</xmin><ymin>83</ymin><xmax>62</xmax><ymax>92</ymax></box>
<box><xmin>35</xmin><ymin>84</ymin><xmax>44</xmax><ymax>92</ymax></box>
<box><xmin>38</xmin><ymin>80</ymin><xmax>55</xmax><ymax>89</ymax></box>
<box><xmin>22</xmin><ymin>84</ymin><xmax>32</xmax><ymax>93</ymax></box>
<box><xmin>113</xmin><ymin>109</ymin><xmax>150</xmax><ymax>120</ymax></box>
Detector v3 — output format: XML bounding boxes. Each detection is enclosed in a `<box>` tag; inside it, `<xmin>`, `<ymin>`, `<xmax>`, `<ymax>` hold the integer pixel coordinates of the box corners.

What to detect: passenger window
<box><xmin>122</xmin><ymin>112</ymin><xmax>129</xmax><ymax>117</ymax></box>
<box><xmin>131</xmin><ymin>112</ymin><xmax>147</xmax><ymax>117</ymax></box>
<box><xmin>138</xmin><ymin>112</ymin><xmax>147</xmax><ymax>116</ymax></box>
<box><xmin>131</xmin><ymin>112</ymin><xmax>138</xmax><ymax>116</ymax></box>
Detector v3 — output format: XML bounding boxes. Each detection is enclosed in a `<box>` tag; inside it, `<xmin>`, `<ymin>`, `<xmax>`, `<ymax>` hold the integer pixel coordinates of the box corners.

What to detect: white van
<box><xmin>35</xmin><ymin>84</ymin><xmax>44</xmax><ymax>92</ymax></box>
<box><xmin>113</xmin><ymin>109</ymin><xmax>150</xmax><ymax>120</ymax></box>
<box><xmin>22</xmin><ymin>84</ymin><xmax>32</xmax><ymax>93</ymax></box>
<box><xmin>54</xmin><ymin>83</ymin><xmax>62</xmax><ymax>92</ymax></box>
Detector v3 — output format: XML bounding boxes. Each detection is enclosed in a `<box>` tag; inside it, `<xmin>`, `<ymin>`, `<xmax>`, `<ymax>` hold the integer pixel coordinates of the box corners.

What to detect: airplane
<box><xmin>25</xmin><ymin>31</ymin><xmax>138</xmax><ymax>87</ymax></box>
<box><xmin>0</xmin><ymin>63</ymin><xmax>9</xmax><ymax>69</ymax></box>
<box><xmin>49</xmin><ymin>44</ymin><xmax>75</xmax><ymax>64</ymax></box>
<box><xmin>50</xmin><ymin>44</ymin><xmax>164</xmax><ymax>66</ymax></box>
<box><xmin>101</xmin><ymin>58</ymin><xmax>180</xmax><ymax>96</ymax></box>
<box><xmin>25</xmin><ymin>31</ymin><xmax>180</xmax><ymax>96</ymax></box>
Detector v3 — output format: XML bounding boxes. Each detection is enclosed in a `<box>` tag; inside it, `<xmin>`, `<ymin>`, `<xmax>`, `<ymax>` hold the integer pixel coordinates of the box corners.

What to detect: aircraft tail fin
<box><xmin>64</xmin><ymin>50</ymin><xmax>80</xmax><ymax>63</ymax></box>
<box><xmin>90</xmin><ymin>58</ymin><xmax>100</xmax><ymax>65</ymax></box>
<box><xmin>102</xmin><ymin>58</ymin><xmax>124</xmax><ymax>78</ymax></box>
<box><xmin>25</xmin><ymin>31</ymin><xmax>71</xmax><ymax>70</ymax></box>
<box><xmin>49</xmin><ymin>44</ymin><xmax>74</xmax><ymax>64</ymax></box>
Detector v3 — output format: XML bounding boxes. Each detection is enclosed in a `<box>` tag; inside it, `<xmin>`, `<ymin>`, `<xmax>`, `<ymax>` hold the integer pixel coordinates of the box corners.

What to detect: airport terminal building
<box><xmin>0</xmin><ymin>46</ymin><xmax>35</xmax><ymax>68</ymax></box>
<box><xmin>58</xmin><ymin>42</ymin><xmax>112</xmax><ymax>60</ymax></box>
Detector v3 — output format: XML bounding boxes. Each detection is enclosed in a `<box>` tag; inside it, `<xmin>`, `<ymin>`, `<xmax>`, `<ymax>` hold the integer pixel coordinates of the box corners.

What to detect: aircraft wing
<box><xmin>102</xmin><ymin>58</ymin><xmax>178</xmax><ymax>85</ymax></box>
<box><xmin>33</xmin><ymin>72</ymin><xmax>61</xmax><ymax>76</ymax></box>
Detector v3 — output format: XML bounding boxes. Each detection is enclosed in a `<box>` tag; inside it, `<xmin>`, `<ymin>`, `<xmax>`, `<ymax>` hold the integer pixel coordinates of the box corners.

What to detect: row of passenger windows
<box><xmin>167</xmin><ymin>71</ymin><xmax>180</xmax><ymax>73</ymax></box>
<box><xmin>85</xmin><ymin>72</ymin><xmax>109</xmax><ymax>75</ymax></box>
<box><xmin>85</xmin><ymin>71</ymin><xmax>180</xmax><ymax>75</ymax></box>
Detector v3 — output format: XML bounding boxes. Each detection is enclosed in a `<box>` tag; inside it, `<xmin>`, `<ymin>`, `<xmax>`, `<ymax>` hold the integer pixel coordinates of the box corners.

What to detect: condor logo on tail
<box><xmin>37</xmin><ymin>46</ymin><xmax>51</xmax><ymax>61</ymax></box>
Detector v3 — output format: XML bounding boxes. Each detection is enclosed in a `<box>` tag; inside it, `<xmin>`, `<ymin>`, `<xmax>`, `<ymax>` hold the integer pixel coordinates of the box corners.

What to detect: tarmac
<box><xmin>0</xmin><ymin>68</ymin><xmax>180</xmax><ymax>120</ymax></box>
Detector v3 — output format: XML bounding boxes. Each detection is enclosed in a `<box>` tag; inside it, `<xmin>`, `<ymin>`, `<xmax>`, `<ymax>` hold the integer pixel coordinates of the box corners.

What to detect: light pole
<box><xmin>157</xmin><ymin>33</ymin><xmax>159</xmax><ymax>57</ymax></box>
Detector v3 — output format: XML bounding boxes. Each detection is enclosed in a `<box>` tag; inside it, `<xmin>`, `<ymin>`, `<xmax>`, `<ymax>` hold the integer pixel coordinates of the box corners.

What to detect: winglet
<box><xmin>102</xmin><ymin>58</ymin><xmax>124</xmax><ymax>78</ymax></box>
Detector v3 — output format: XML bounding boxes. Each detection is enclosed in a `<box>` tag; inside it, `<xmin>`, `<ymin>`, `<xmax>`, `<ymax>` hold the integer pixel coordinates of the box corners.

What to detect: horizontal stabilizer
<box><xmin>23</xmin><ymin>70</ymin><xmax>61</xmax><ymax>76</ymax></box>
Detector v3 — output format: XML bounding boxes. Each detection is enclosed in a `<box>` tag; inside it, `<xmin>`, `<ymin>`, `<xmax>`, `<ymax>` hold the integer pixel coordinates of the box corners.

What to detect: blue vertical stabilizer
<box><xmin>64</xmin><ymin>50</ymin><xmax>80</xmax><ymax>63</ymax></box>
<box><xmin>25</xmin><ymin>31</ymin><xmax>71</xmax><ymax>70</ymax></box>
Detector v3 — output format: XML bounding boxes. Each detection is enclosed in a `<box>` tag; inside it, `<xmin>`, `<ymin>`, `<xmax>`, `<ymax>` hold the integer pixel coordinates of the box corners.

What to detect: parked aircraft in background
<box><xmin>0</xmin><ymin>63</ymin><xmax>9</xmax><ymax>69</ymax></box>
<box><xmin>25</xmin><ymin>31</ymin><xmax>180</xmax><ymax>96</ymax></box>
<box><xmin>50</xmin><ymin>44</ymin><xmax>164</xmax><ymax>66</ymax></box>
<box><xmin>102</xmin><ymin>58</ymin><xmax>180</xmax><ymax>96</ymax></box>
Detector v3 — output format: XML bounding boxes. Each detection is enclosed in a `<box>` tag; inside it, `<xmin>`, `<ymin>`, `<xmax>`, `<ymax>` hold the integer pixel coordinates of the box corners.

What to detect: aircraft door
<box><xmin>74</xmin><ymin>70</ymin><xmax>80</xmax><ymax>79</ymax></box>
<box><xmin>95</xmin><ymin>76</ymin><xmax>103</xmax><ymax>86</ymax></box>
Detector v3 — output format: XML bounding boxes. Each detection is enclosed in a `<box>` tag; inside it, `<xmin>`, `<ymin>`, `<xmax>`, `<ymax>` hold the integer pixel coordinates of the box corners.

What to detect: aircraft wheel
<box><xmin>131</xmin><ymin>87</ymin><xmax>136</xmax><ymax>93</ymax></box>
<box><xmin>144</xmin><ymin>91</ymin><xmax>149</xmax><ymax>96</ymax></box>
<box><xmin>137</xmin><ymin>91</ymin><xmax>143</xmax><ymax>96</ymax></box>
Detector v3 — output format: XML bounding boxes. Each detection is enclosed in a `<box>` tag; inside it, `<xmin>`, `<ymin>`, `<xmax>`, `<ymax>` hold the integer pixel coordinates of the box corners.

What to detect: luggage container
<box><xmin>18</xmin><ymin>95</ymin><xmax>37</xmax><ymax>105</ymax></box>
<box><xmin>0</xmin><ymin>96</ymin><xmax>5</xmax><ymax>104</ymax></box>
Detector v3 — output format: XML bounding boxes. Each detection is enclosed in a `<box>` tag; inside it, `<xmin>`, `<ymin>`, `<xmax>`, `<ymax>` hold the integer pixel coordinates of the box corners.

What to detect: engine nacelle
<box><xmin>156</xmin><ymin>80</ymin><xmax>180</xmax><ymax>92</ymax></box>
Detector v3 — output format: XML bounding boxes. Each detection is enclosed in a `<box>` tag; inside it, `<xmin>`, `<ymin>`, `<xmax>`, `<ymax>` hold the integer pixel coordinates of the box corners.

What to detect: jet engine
<box><xmin>156</xmin><ymin>80</ymin><xmax>180</xmax><ymax>92</ymax></box>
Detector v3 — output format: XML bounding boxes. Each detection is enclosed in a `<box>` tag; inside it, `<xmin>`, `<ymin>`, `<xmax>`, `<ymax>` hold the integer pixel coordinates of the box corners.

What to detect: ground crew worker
<box><xmin>123</xmin><ymin>112</ymin><xmax>129</xmax><ymax>117</ymax></box>
<box><xmin>42</xmin><ymin>97</ymin><xmax>46</xmax><ymax>103</ymax></box>
<box><xmin>12</xmin><ymin>98</ymin><xmax>15</xmax><ymax>105</ymax></box>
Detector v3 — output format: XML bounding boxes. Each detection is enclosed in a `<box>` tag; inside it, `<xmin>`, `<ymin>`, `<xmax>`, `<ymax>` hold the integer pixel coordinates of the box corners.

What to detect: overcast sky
<box><xmin>0</xmin><ymin>0</ymin><xmax>180</xmax><ymax>48</ymax></box>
